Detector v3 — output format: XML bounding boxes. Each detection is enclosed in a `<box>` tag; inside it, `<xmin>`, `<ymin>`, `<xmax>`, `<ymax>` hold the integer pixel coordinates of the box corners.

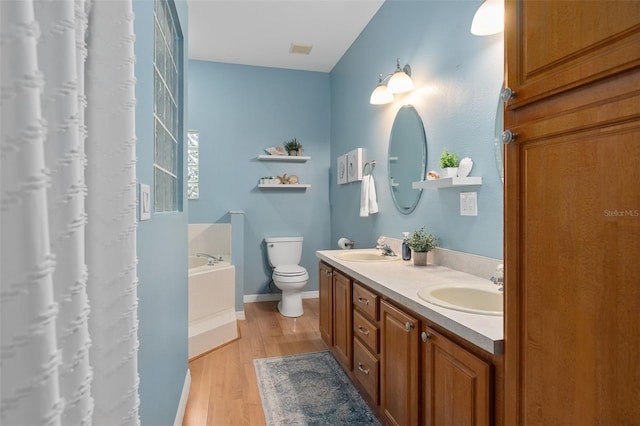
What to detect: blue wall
<box><xmin>330</xmin><ymin>0</ymin><xmax>504</xmax><ymax>259</ymax></box>
<box><xmin>134</xmin><ymin>0</ymin><xmax>189</xmax><ymax>424</ymax></box>
<box><xmin>187</xmin><ymin>61</ymin><xmax>331</xmax><ymax>297</ymax></box>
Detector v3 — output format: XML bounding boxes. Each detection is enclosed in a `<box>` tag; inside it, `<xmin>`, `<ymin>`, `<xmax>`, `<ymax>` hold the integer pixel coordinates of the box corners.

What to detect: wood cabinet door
<box><xmin>422</xmin><ymin>326</ymin><xmax>490</xmax><ymax>426</ymax></box>
<box><xmin>505</xmin><ymin>0</ymin><xmax>640</xmax><ymax>108</ymax></box>
<box><xmin>380</xmin><ymin>299</ymin><xmax>418</xmax><ymax>426</ymax></box>
<box><xmin>504</xmin><ymin>2</ymin><xmax>640</xmax><ymax>424</ymax></box>
<box><xmin>318</xmin><ymin>262</ymin><xmax>333</xmax><ymax>346</ymax></box>
<box><xmin>332</xmin><ymin>270</ymin><xmax>352</xmax><ymax>371</ymax></box>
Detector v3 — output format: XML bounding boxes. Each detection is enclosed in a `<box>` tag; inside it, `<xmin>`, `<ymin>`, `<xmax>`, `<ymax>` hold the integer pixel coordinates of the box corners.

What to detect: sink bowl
<box><xmin>334</xmin><ymin>251</ymin><xmax>400</xmax><ymax>262</ymax></box>
<box><xmin>417</xmin><ymin>283</ymin><xmax>503</xmax><ymax>316</ymax></box>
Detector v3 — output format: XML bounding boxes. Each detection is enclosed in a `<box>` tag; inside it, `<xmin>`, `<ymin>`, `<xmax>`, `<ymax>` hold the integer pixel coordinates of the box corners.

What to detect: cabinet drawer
<box><xmin>353</xmin><ymin>282</ymin><xmax>378</xmax><ymax>321</ymax></box>
<box><xmin>353</xmin><ymin>338</ymin><xmax>379</xmax><ymax>405</ymax></box>
<box><xmin>353</xmin><ymin>309</ymin><xmax>379</xmax><ymax>354</ymax></box>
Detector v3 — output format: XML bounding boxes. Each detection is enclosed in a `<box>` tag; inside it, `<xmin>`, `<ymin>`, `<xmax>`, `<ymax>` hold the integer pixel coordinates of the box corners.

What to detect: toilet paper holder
<box><xmin>338</xmin><ymin>237</ymin><xmax>354</xmax><ymax>249</ymax></box>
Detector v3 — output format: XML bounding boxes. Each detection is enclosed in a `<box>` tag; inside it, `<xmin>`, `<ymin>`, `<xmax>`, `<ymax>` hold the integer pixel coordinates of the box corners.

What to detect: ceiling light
<box><xmin>470</xmin><ymin>0</ymin><xmax>504</xmax><ymax>36</ymax></box>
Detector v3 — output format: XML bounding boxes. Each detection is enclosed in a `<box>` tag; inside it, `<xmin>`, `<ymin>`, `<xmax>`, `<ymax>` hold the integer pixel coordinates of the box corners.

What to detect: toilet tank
<box><xmin>265</xmin><ymin>237</ymin><xmax>303</xmax><ymax>267</ymax></box>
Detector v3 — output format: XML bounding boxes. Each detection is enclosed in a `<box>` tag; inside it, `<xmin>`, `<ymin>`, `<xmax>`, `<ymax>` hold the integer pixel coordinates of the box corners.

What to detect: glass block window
<box><xmin>154</xmin><ymin>0</ymin><xmax>182</xmax><ymax>212</ymax></box>
<box><xmin>187</xmin><ymin>130</ymin><xmax>199</xmax><ymax>199</ymax></box>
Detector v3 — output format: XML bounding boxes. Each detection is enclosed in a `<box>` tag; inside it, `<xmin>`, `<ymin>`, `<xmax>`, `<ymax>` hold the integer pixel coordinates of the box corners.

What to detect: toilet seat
<box><xmin>274</xmin><ymin>264</ymin><xmax>307</xmax><ymax>277</ymax></box>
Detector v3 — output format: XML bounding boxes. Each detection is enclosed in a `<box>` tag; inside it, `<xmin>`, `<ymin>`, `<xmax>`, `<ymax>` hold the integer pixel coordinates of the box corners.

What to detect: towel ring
<box><xmin>363</xmin><ymin>160</ymin><xmax>376</xmax><ymax>175</ymax></box>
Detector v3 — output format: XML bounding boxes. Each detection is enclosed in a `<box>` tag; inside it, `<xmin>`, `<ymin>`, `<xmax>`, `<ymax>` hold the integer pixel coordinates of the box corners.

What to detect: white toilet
<box><xmin>265</xmin><ymin>237</ymin><xmax>309</xmax><ymax>317</ymax></box>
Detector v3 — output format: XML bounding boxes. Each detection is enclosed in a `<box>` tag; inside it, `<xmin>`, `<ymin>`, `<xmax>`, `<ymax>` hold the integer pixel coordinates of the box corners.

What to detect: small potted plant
<box><xmin>404</xmin><ymin>227</ymin><xmax>438</xmax><ymax>266</ymax></box>
<box><xmin>439</xmin><ymin>148</ymin><xmax>459</xmax><ymax>178</ymax></box>
<box><xmin>284</xmin><ymin>138</ymin><xmax>302</xmax><ymax>156</ymax></box>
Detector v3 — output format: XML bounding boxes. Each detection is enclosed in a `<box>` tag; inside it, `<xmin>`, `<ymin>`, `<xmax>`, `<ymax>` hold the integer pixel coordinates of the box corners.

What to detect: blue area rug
<box><xmin>254</xmin><ymin>351</ymin><xmax>380</xmax><ymax>425</ymax></box>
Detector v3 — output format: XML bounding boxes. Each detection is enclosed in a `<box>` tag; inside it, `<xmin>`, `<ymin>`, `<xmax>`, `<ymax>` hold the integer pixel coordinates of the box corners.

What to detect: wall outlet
<box><xmin>460</xmin><ymin>192</ymin><xmax>478</xmax><ymax>216</ymax></box>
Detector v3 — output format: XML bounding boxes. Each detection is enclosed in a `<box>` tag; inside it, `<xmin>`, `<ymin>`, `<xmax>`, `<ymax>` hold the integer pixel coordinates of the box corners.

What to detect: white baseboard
<box><xmin>243</xmin><ymin>290</ymin><xmax>319</xmax><ymax>303</ymax></box>
<box><xmin>236</xmin><ymin>310</ymin><xmax>245</xmax><ymax>320</ymax></box>
<box><xmin>174</xmin><ymin>368</ymin><xmax>191</xmax><ymax>426</ymax></box>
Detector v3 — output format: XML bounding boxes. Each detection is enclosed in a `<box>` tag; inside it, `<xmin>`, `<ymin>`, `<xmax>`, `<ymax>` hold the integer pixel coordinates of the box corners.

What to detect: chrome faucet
<box><xmin>376</xmin><ymin>244</ymin><xmax>397</xmax><ymax>257</ymax></box>
<box><xmin>196</xmin><ymin>252</ymin><xmax>218</xmax><ymax>265</ymax></box>
<box><xmin>490</xmin><ymin>264</ymin><xmax>504</xmax><ymax>291</ymax></box>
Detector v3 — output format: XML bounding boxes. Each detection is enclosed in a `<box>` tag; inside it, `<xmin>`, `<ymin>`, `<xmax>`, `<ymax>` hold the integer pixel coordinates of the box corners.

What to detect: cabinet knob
<box><xmin>501</xmin><ymin>87</ymin><xmax>517</xmax><ymax>102</ymax></box>
<box><xmin>502</xmin><ymin>129</ymin><xmax>518</xmax><ymax>144</ymax></box>
<box><xmin>421</xmin><ymin>331</ymin><xmax>431</xmax><ymax>342</ymax></box>
<box><xmin>405</xmin><ymin>322</ymin><xmax>414</xmax><ymax>331</ymax></box>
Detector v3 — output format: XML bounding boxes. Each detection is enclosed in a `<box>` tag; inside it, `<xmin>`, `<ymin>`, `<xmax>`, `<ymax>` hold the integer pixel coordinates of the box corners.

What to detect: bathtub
<box><xmin>188</xmin><ymin>255</ymin><xmax>238</xmax><ymax>359</ymax></box>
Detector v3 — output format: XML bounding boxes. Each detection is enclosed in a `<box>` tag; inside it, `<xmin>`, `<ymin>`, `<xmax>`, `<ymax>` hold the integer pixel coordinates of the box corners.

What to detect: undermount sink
<box><xmin>417</xmin><ymin>283</ymin><xmax>503</xmax><ymax>316</ymax></box>
<box><xmin>334</xmin><ymin>250</ymin><xmax>400</xmax><ymax>262</ymax></box>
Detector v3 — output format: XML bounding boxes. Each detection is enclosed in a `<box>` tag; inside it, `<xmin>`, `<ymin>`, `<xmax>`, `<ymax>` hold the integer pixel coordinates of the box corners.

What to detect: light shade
<box><xmin>387</xmin><ymin>66</ymin><xmax>414</xmax><ymax>94</ymax></box>
<box><xmin>370</xmin><ymin>83</ymin><xmax>394</xmax><ymax>105</ymax></box>
<box><xmin>471</xmin><ymin>0</ymin><xmax>504</xmax><ymax>36</ymax></box>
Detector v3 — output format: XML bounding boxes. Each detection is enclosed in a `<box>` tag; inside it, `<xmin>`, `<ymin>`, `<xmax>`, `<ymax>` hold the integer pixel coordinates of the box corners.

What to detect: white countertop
<box><xmin>316</xmin><ymin>249</ymin><xmax>504</xmax><ymax>355</ymax></box>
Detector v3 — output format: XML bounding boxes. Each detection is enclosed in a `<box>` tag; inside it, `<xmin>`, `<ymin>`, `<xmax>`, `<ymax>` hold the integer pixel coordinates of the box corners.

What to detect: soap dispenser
<box><xmin>402</xmin><ymin>232</ymin><xmax>411</xmax><ymax>261</ymax></box>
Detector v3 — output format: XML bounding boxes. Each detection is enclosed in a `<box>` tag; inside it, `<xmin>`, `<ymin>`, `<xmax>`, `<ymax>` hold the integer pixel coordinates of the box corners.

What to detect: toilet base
<box><xmin>277</xmin><ymin>293</ymin><xmax>304</xmax><ymax>318</ymax></box>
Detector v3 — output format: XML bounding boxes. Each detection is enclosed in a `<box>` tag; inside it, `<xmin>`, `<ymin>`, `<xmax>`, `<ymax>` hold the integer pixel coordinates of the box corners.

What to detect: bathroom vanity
<box><xmin>317</xmin><ymin>249</ymin><xmax>504</xmax><ymax>426</ymax></box>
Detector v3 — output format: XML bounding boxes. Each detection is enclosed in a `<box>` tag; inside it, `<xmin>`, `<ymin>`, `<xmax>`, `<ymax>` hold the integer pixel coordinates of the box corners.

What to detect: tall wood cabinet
<box><xmin>504</xmin><ymin>1</ymin><xmax>640</xmax><ymax>424</ymax></box>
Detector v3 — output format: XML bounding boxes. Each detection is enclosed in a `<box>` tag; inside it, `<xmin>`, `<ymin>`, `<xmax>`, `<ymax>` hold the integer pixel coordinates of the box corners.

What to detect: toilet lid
<box><xmin>274</xmin><ymin>264</ymin><xmax>307</xmax><ymax>277</ymax></box>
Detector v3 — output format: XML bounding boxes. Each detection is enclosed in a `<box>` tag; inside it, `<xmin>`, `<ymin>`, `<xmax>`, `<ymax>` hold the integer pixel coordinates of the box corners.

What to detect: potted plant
<box><xmin>439</xmin><ymin>148</ymin><xmax>459</xmax><ymax>178</ymax></box>
<box><xmin>404</xmin><ymin>227</ymin><xmax>438</xmax><ymax>266</ymax></box>
<box><xmin>284</xmin><ymin>138</ymin><xmax>302</xmax><ymax>156</ymax></box>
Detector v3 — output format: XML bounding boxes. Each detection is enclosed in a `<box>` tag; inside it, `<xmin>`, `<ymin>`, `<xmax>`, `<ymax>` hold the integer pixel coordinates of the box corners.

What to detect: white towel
<box><xmin>360</xmin><ymin>174</ymin><xmax>379</xmax><ymax>217</ymax></box>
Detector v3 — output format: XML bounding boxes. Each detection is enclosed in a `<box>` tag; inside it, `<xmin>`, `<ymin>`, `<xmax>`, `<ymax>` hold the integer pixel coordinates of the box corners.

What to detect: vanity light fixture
<box><xmin>370</xmin><ymin>74</ymin><xmax>394</xmax><ymax>105</ymax></box>
<box><xmin>470</xmin><ymin>0</ymin><xmax>504</xmax><ymax>36</ymax></box>
<box><xmin>370</xmin><ymin>58</ymin><xmax>414</xmax><ymax>105</ymax></box>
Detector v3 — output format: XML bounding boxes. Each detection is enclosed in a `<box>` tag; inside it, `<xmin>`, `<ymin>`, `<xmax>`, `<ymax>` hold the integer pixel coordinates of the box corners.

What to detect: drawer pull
<box><xmin>357</xmin><ymin>297</ymin><xmax>369</xmax><ymax>306</ymax></box>
<box><xmin>357</xmin><ymin>363</ymin><xmax>370</xmax><ymax>375</ymax></box>
<box><xmin>357</xmin><ymin>325</ymin><xmax>370</xmax><ymax>336</ymax></box>
<box><xmin>405</xmin><ymin>322</ymin><xmax>414</xmax><ymax>331</ymax></box>
<box><xmin>421</xmin><ymin>331</ymin><xmax>431</xmax><ymax>342</ymax></box>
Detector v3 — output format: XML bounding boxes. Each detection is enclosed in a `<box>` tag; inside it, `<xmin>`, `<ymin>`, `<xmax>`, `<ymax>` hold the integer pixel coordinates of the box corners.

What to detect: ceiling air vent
<box><xmin>289</xmin><ymin>43</ymin><xmax>313</xmax><ymax>55</ymax></box>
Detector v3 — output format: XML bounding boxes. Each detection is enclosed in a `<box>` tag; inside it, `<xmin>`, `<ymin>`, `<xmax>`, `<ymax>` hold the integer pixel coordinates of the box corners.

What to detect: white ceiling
<box><xmin>187</xmin><ymin>0</ymin><xmax>385</xmax><ymax>73</ymax></box>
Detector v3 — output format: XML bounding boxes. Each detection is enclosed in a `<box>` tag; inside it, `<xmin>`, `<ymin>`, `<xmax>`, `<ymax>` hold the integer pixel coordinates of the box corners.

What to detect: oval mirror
<box><xmin>388</xmin><ymin>105</ymin><xmax>427</xmax><ymax>214</ymax></box>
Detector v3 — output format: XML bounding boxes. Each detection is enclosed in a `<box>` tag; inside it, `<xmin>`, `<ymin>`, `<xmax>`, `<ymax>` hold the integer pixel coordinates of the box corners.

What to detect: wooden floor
<box><xmin>183</xmin><ymin>299</ymin><xmax>327</xmax><ymax>426</ymax></box>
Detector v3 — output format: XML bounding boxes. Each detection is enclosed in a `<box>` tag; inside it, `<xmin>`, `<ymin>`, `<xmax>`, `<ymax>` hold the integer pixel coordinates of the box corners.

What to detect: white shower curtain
<box><xmin>1</xmin><ymin>1</ymin><xmax>140</xmax><ymax>425</ymax></box>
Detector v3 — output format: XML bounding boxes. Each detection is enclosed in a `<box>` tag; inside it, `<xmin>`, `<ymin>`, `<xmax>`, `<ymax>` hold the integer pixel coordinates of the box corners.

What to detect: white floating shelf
<box><xmin>412</xmin><ymin>176</ymin><xmax>482</xmax><ymax>189</ymax></box>
<box><xmin>257</xmin><ymin>155</ymin><xmax>310</xmax><ymax>162</ymax></box>
<box><xmin>258</xmin><ymin>184</ymin><xmax>311</xmax><ymax>190</ymax></box>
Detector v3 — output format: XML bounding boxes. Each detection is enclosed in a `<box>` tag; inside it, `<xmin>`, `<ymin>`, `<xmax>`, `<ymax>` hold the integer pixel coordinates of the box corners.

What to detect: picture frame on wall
<box><xmin>347</xmin><ymin>148</ymin><xmax>363</xmax><ymax>182</ymax></box>
<box><xmin>337</xmin><ymin>154</ymin><xmax>348</xmax><ymax>184</ymax></box>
